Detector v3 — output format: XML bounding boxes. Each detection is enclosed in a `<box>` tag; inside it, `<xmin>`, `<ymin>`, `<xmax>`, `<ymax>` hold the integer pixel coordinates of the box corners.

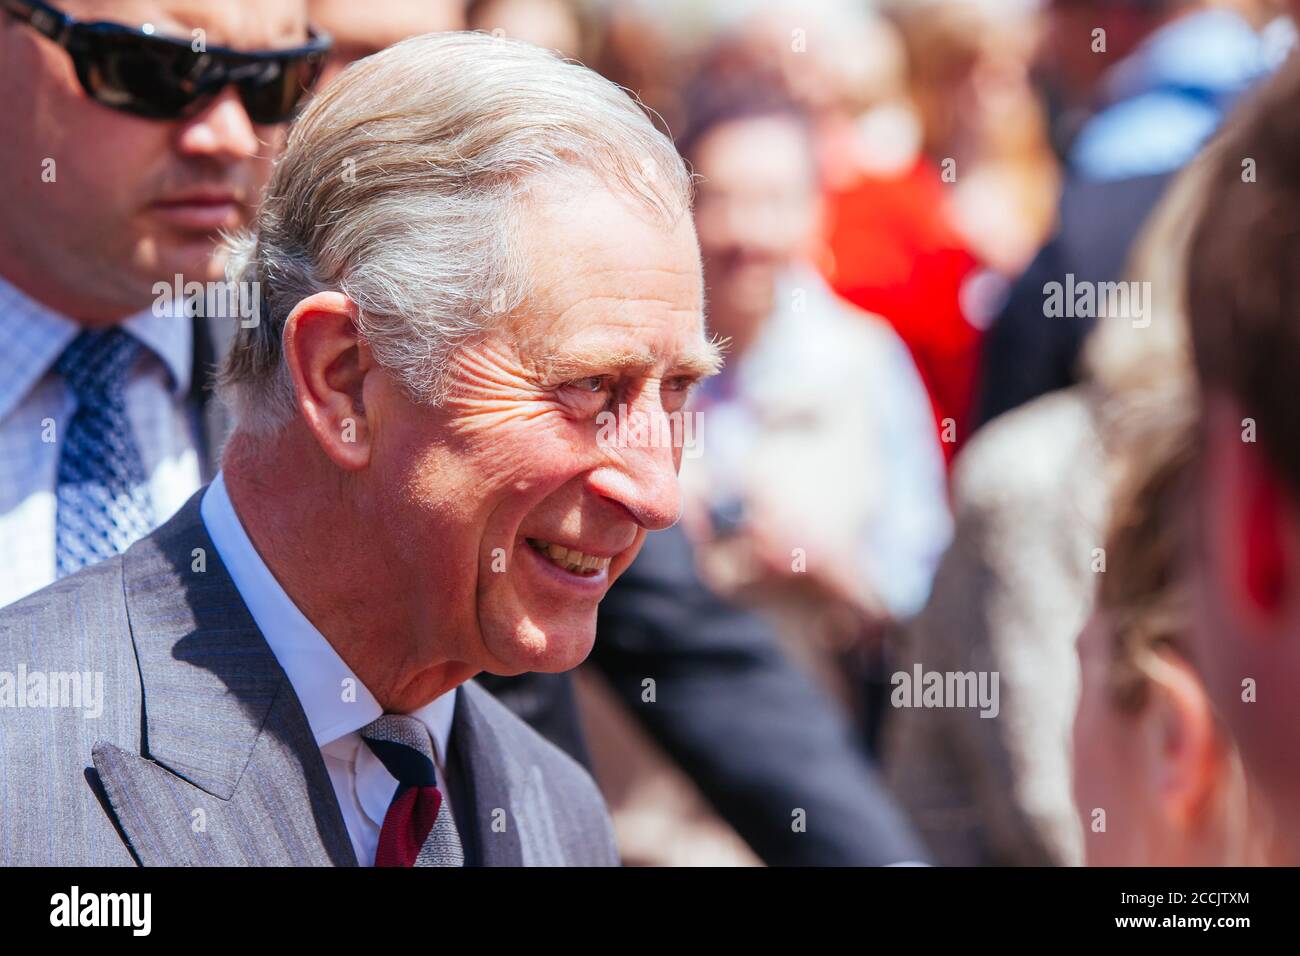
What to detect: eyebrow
<box><xmin>537</xmin><ymin>339</ymin><xmax>726</xmax><ymax>383</ymax></box>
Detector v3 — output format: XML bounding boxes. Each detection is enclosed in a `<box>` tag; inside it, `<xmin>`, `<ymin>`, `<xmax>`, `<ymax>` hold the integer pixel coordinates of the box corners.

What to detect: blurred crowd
<box><xmin>437</xmin><ymin>0</ymin><xmax>1296</xmax><ymax>867</ymax></box>
<box><xmin>5</xmin><ymin>0</ymin><xmax>1300</xmax><ymax>866</ymax></box>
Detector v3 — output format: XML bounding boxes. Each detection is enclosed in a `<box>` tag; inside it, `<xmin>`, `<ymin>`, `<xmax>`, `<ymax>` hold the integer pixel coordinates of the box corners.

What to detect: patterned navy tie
<box><xmin>360</xmin><ymin>714</ymin><xmax>465</xmax><ymax>867</ymax></box>
<box><xmin>54</xmin><ymin>328</ymin><xmax>155</xmax><ymax>578</ymax></box>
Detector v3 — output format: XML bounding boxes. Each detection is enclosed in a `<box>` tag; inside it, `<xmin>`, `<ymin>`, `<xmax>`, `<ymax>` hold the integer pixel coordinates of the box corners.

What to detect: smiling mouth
<box><xmin>526</xmin><ymin>538</ymin><xmax>612</xmax><ymax>577</ymax></box>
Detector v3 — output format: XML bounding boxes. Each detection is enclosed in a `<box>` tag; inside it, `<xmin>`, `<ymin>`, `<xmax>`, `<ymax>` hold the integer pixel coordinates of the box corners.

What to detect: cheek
<box><xmin>466</xmin><ymin>410</ymin><xmax>593</xmax><ymax>490</ymax></box>
<box><xmin>1072</xmin><ymin>656</ymin><xmax>1131</xmax><ymax>817</ymax></box>
<box><xmin>57</xmin><ymin>124</ymin><xmax>168</xmax><ymax>223</ymax></box>
<box><xmin>410</xmin><ymin>415</ymin><xmax>589</xmax><ymax>549</ymax></box>
<box><xmin>606</xmin><ymin>527</ymin><xmax>648</xmax><ymax>583</ymax></box>
<box><xmin>10</xmin><ymin>33</ymin><xmax>76</xmax><ymax>106</ymax></box>
<box><xmin>1187</xmin><ymin>471</ymin><xmax>1250</xmax><ymax>709</ymax></box>
<box><xmin>1072</xmin><ymin>687</ymin><xmax>1108</xmax><ymax>806</ymax></box>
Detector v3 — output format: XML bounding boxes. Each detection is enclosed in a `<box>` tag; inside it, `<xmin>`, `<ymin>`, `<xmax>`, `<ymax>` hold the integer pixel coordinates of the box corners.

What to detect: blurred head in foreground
<box><xmin>220</xmin><ymin>32</ymin><xmax>719</xmax><ymax>710</ymax></box>
<box><xmin>0</xmin><ymin>0</ymin><xmax>319</xmax><ymax>322</ymax></box>
<box><xmin>1073</xmin><ymin>410</ymin><xmax>1264</xmax><ymax>865</ymax></box>
<box><xmin>1184</xmin><ymin>53</ymin><xmax>1300</xmax><ymax>862</ymax></box>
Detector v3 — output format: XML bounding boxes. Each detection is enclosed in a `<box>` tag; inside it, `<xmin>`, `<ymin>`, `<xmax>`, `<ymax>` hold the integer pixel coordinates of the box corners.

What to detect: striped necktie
<box><xmin>360</xmin><ymin>714</ymin><xmax>465</xmax><ymax>867</ymax></box>
<box><xmin>54</xmin><ymin>328</ymin><xmax>155</xmax><ymax>577</ymax></box>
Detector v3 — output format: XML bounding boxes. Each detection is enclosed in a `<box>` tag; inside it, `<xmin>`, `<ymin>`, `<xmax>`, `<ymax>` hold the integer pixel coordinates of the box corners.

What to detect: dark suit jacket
<box><xmin>0</xmin><ymin>493</ymin><xmax>619</xmax><ymax>866</ymax></box>
<box><xmin>975</xmin><ymin>171</ymin><xmax>1174</xmax><ymax>427</ymax></box>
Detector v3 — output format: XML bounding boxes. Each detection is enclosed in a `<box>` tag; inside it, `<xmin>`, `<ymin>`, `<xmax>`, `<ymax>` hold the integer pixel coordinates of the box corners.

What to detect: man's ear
<box><xmin>1141</xmin><ymin>648</ymin><xmax>1223</xmax><ymax>831</ymax></box>
<box><xmin>281</xmin><ymin>291</ymin><xmax>375</xmax><ymax>470</ymax></box>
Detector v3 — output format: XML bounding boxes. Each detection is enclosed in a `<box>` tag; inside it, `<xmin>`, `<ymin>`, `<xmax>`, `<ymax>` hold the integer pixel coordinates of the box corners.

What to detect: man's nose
<box><xmin>174</xmin><ymin>87</ymin><xmax>261</xmax><ymax>159</ymax></box>
<box><xmin>588</xmin><ymin>404</ymin><xmax>683</xmax><ymax>532</ymax></box>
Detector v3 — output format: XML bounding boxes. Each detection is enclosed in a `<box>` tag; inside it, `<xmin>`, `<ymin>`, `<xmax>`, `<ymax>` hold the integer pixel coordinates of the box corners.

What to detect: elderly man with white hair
<box><xmin>0</xmin><ymin>31</ymin><xmax>720</xmax><ymax>867</ymax></box>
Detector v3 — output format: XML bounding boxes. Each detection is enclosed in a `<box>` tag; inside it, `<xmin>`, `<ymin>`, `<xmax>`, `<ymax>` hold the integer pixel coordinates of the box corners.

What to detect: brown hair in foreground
<box><xmin>1098</xmin><ymin>406</ymin><xmax>1198</xmax><ymax>710</ymax></box>
<box><xmin>1185</xmin><ymin>54</ymin><xmax>1300</xmax><ymax>492</ymax></box>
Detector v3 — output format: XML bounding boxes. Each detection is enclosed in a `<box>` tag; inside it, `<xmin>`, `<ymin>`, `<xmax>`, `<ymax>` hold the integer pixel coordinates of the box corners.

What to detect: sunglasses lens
<box><xmin>80</xmin><ymin>30</ymin><xmax>208</xmax><ymax>118</ymax></box>
<box><xmin>237</xmin><ymin>53</ymin><xmax>324</xmax><ymax>124</ymax></box>
<box><xmin>73</xmin><ymin>28</ymin><xmax>324</xmax><ymax>124</ymax></box>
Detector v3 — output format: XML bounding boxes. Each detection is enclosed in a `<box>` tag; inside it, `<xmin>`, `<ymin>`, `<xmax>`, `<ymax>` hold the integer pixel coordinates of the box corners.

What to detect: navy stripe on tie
<box><xmin>364</xmin><ymin>738</ymin><xmax>438</xmax><ymax>788</ymax></box>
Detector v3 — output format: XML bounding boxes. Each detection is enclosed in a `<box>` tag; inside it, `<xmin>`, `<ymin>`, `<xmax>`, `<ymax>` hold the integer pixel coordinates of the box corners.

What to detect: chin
<box><xmin>139</xmin><ymin>251</ymin><xmax>222</xmax><ymax>294</ymax></box>
<box><xmin>484</xmin><ymin>613</ymin><xmax>598</xmax><ymax>676</ymax></box>
<box><xmin>177</xmin><ymin>245</ymin><xmax>229</xmax><ymax>279</ymax></box>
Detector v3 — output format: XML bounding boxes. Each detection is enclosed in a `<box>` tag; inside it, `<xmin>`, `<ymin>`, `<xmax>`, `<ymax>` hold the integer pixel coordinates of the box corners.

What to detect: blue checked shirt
<box><xmin>0</xmin><ymin>275</ymin><xmax>202</xmax><ymax>607</ymax></box>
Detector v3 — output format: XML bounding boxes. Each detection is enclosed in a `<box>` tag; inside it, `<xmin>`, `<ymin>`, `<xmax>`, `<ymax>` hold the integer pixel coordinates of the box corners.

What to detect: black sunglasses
<box><xmin>2</xmin><ymin>0</ymin><xmax>331</xmax><ymax>123</ymax></box>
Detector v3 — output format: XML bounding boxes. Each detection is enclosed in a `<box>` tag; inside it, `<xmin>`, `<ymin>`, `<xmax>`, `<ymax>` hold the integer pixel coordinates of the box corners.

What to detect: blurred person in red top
<box><xmin>821</xmin><ymin>167</ymin><xmax>982</xmax><ymax>466</ymax></box>
<box><xmin>704</xmin><ymin>1</ymin><xmax>995</xmax><ymax>464</ymax></box>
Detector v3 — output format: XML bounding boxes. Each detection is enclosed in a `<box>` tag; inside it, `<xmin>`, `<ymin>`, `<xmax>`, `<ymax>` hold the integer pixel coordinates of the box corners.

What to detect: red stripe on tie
<box><xmin>374</xmin><ymin>785</ymin><xmax>443</xmax><ymax>867</ymax></box>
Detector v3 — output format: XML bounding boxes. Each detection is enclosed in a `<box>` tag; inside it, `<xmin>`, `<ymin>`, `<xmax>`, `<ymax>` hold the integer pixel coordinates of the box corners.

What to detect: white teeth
<box><xmin>527</xmin><ymin>539</ymin><xmax>612</xmax><ymax>575</ymax></box>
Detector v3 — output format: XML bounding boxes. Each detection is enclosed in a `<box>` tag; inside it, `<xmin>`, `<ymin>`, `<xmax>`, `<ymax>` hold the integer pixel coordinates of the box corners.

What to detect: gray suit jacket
<box><xmin>0</xmin><ymin>492</ymin><xmax>620</xmax><ymax>866</ymax></box>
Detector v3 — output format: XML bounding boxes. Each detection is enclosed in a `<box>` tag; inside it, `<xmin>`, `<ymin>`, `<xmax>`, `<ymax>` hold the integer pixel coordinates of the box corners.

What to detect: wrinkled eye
<box><xmin>555</xmin><ymin>376</ymin><xmax>614</xmax><ymax>415</ymax></box>
<box><xmin>660</xmin><ymin>375</ymin><xmax>698</xmax><ymax>410</ymax></box>
<box><xmin>566</xmin><ymin>376</ymin><xmax>609</xmax><ymax>394</ymax></box>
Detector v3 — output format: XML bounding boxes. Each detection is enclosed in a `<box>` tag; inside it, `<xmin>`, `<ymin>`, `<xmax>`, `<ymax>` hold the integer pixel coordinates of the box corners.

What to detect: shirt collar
<box><xmin>199</xmin><ymin>471</ymin><xmax>456</xmax><ymax>756</ymax></box>
<box><xmin>1100</xmin><ymin>9</ymin><xmax>1266</xmax><ymax>108</ymax></box>
<box><xmin>0</xmin><ymin>273</ymin><xmax>193</xmax><ymax>424</ymax></box>
<box><xmin>124</xmin><ymin>307</ymin><xmax>193</xmax><ymax>398</ymax></box>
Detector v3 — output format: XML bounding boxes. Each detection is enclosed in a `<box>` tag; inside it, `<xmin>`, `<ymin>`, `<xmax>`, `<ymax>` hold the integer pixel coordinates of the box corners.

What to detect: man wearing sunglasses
<box><xmin>0</xmin><ymin>0</ymin><xmax>327</xmax><ymax>607</ymax></box>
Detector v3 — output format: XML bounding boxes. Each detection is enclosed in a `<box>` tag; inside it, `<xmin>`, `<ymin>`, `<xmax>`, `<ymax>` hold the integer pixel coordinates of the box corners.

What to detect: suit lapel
<box><xmin>93</xmin><ymin>492</ymin><xmax>356</xmax><ymax>866</ymax></box>
<box><xmin>448</xmin><ymin>683</ymin><xmax>521</xmax><ymax>866</ymax></box>
<box><xmin>450</xmin><ymin>681</ymin><xmax>571</xmax><ymax>866</ymax></box>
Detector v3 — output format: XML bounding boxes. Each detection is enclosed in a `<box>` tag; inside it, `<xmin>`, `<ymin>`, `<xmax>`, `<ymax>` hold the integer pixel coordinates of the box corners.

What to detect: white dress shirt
<box><xmin>200</xmin><ymin>472</ymin><xmax>458</xmax><ymax>867</ymax></box>
<box><xmin>0</xmin><ymin>275</ymin><xmax>202</xmax><ymax>607</ymax></box>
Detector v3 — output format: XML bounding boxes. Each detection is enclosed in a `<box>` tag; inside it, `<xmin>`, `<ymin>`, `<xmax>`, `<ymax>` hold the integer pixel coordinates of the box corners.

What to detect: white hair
<box><xmin>220</xmin><ymin>31</ymin><xmax>693</xmax><ymax>435</ymax></box>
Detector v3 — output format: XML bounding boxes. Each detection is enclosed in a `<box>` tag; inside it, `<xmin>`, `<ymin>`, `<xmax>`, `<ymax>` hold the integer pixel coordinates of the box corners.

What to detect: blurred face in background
<box><xmin>466</xmin><ymin>0</ymin><xmax>582</xmax><ymax>59</ymax></box>
<box><xmin>309</xmin><ymin>0</ymin><xmax>463</xmax><ymax>83</ymax></box>
<box><xmin>691</xmin><ymin>113</ymin><xmax>820</xmax><ymax>356</ymax></box>
<box><xmin>0</xmin><ymin>0</ymin><xmax>309</xmax><ymax>323</ymax></box>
